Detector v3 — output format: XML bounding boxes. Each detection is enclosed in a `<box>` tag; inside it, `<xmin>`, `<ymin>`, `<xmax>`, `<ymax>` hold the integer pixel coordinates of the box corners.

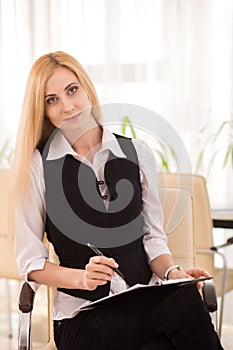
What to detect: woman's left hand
<box><xmin>185</xmin><ymin>268</ymin><xmax>211</xmax><ymax>279</ymax></box>
<box><xmin>185</xmin><ymin>268</ymin><xmax>212</xmax><ymax>290</ymax></box>
<box><xmin>168</xmin><ymin>267</ymin><xmax>212</xmax><ymax>291</ymax></box>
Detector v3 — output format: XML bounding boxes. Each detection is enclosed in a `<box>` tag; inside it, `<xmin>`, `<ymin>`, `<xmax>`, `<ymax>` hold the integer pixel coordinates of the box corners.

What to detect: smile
<box><xmin>64</xmin><ymin>112</ymin><xmax>81</xmax><ymax>122</ymax></box>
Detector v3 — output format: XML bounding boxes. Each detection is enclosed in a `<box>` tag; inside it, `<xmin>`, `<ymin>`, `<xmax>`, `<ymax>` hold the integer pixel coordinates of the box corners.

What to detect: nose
<box><xmin>62</xmin><ymin>98</ymin><xmax>74</xmax><ymax>114</ymax></box>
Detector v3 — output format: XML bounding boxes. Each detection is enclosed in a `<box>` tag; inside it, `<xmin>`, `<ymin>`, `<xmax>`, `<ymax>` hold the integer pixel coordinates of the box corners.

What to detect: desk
<box><xmin>211</xmin><ymin>210</ymin><xmax>233</xmax><ymax>229</ymax></box>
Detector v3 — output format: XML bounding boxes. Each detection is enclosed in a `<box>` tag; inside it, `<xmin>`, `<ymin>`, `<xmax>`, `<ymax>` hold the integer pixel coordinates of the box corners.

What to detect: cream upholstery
<box><xmin>0</xmin><ymin>169</ymin><xmax>21</xmax><ymax>279</ymax></box>
<box><xmin>158</xmin><ymin>173</ymin><xmax>215</xmax><ymax>274</ymax></box>
<box><xmin>159</xmin><ymin>173</ymin><xmax>233</xmax><ymax>336</ymax></box>
<box><xmin>44</xmin><ymin>339</ymin><xmax>57</xmax><ymax>350</ymax></box>
<box><xmin>0</xmin><ymin>234</ymin><xmax>21</xmax><ymax>280</ymax></box>
<box><xmin>159</xmin><ymin>186</ymin><xmax>194</xmax><ymax>269</ymax></box>
<box><xmin>159</xmin><ymin>173</ymin><xmax>233</xmax><ymax>291</ymax></box>
<box><xmin>0</xmin><ymin>169</ymin><xmax>22</xmax><ymax>338</ymax></box>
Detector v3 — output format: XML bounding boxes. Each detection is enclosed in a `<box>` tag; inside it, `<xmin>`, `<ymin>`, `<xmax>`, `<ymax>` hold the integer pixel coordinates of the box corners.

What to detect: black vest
<box><xmin>39</xmin><ymin>133</ymin><xmax>152</xmax><ymax>301</ymax></box>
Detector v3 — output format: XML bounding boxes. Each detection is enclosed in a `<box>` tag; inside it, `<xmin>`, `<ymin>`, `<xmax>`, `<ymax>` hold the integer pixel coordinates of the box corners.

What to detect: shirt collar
<box><xmin>46</xmin><ymin>127</ymin><xmax>127</xmax><ymax>160</ymax></box>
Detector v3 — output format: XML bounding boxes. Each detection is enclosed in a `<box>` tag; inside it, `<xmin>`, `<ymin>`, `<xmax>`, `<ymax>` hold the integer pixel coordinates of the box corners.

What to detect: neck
<box><xmin>62</xmin><ymin>116</ymin><xmax>103</xmax><ymax>160</ymax></box>
<box><xmin>72</xmin><ymin>126</ymin><xmax>102</xmax><ymax>156</ymax></box>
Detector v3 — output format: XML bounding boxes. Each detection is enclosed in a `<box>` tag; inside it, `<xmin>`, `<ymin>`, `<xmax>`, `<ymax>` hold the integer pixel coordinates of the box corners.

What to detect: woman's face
<box><xmin>44</xmin><ymin>67</ymin><xmax>91</xmax><ymax>128</ymax></box>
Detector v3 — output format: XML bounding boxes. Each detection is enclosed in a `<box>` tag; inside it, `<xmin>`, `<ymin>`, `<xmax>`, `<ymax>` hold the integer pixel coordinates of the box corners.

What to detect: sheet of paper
<box><xmin>80</xmin><ymin>277</ymin><xmax>212</xmax><ymax>310</ymax></box>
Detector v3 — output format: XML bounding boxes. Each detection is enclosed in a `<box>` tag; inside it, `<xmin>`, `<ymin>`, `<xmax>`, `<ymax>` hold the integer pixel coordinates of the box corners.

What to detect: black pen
<box><xmin>87</xmin><ymin>243</ymin><xmax>126</xmax><ymax>280</ymax></box>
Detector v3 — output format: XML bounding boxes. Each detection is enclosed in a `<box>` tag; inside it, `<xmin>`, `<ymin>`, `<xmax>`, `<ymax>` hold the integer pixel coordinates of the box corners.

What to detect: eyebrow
<box><xmin>45</xmin><ymin>82</ymin><xmax>78</xmax><ymax>98</ymax></box>
<box><xmin>64</xmin><ymin>82</ymin><xmax>78</xmax><ymax>91</ymax></box>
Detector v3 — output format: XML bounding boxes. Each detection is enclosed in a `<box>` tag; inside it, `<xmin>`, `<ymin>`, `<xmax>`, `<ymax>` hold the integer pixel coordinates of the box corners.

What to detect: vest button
<box><xmin>102</xmin><ymin>195</ymin><xmax>108</xmax><ymax>200</ymax></box>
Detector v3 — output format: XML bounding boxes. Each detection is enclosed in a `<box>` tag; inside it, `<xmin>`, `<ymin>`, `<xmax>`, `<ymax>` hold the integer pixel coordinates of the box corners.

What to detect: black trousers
<box><xmin>54</xmin><ymin>284</ymin><xmax>224</xmax><ymax>350</ymax></box>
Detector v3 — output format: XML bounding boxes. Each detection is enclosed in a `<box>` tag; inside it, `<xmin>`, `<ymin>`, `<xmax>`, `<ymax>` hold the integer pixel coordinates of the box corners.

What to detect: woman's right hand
<box><xmin>82</xmin><ymin>256</ymin><xmax>119</xmax><ymax>290</ymax></box>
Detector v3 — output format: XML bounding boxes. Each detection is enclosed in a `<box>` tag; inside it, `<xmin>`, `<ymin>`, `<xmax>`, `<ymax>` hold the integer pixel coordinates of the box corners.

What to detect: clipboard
<box><xmin>80</xmin><ymin>276</ymin><xmax>213</xmax><ymax>310</ymax></box>
<box><xmin>156</xmin><ymin>276</ymin><xmax>213</xmax><ymax>286</ymax></box>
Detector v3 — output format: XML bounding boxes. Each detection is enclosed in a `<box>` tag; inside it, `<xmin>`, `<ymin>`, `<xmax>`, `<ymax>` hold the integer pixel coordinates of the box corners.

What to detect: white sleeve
<box><xmin>15</xmin><ymin>150</ymin><xmax>48</xmax><ymax>286</ymax></box>
<box><xmin>132</xmin><ymin>139</ymin><xmax>171</xmax><ymax>263</ymax></box>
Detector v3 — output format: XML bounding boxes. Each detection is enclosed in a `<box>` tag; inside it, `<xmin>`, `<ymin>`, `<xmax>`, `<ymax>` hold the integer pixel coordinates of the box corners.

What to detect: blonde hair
<box><xmin>9</xmin><ymin>51</ymin><xmax>100</xmax><ymax>239</ymax></box>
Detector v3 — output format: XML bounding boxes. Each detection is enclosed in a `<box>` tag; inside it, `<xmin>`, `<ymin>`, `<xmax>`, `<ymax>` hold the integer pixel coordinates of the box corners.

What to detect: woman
<box><xmin>12</xmin><ymin>51</ymin><xmax>223</xmax><ymax>350</ymax></box>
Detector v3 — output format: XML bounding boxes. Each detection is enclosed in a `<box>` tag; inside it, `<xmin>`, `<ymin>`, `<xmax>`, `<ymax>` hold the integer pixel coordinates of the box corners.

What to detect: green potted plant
<box><xmin>195</xmin><ymin>119</ymin><xmax>233</xmax><ymax>175</ymax></box>
<box><xmin>121</xmin><ymin>116</ymin><xmax>177</xmax><ymax>172</ymax></box>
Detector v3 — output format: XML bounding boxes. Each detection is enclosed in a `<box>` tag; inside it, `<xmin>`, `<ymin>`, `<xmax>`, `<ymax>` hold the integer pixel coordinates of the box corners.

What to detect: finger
<box><xmin>196</xmin><ymin>281</ymin><xmax>204</xmax><ymax>290</ymax></box>
<box><xmin>200</xmin><ymin>269</ymin><xmax>211</xmax><ymax>277</ymax></box>
<box><xmin>86</xmin><ymin>270</ymin><xmax>113</xmax><ymax>282</ymax></box>
<box><xmin>86</xmin><ymin>258</ymin><xmax>118</xmax><ymax>277</ymax></box>
<box><xmin>86</xmin><ymin>262</ymin><xmax>116</xmax><ymax>277</ymax></box>
<box><xmin>90</xmin><ymin>256</ymin><xmax>119</xmax><ymax>269</ymax></box>
<box><xmin>185</xmin><ymin>268</ymin><xmax>211</xmax><ymax>278</ymax></box>
<box><xmin>85</xmin><ymin>278</ymin><xmax>108</xmax><ymax>291</ymax></box>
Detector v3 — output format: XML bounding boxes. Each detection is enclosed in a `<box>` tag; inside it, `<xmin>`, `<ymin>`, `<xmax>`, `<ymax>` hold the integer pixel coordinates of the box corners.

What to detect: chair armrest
<box><xmin>18</xmin><ymin>282</ymin><xmax>36</xmax><ymax>350</ymax></box>
<box><xmin>19</xmin><ymin>282</ymin><xmax>35</xmax><ymax>313</ymax></box>
<box><xmin>211</xmin><ymin>236</ymin><xmax>233</xmax><ymax>250</ymax></box>
<box><xmin>202</xmin><ymin>280</ymin><xmax>217</xmax><ymax>312</ymax></box>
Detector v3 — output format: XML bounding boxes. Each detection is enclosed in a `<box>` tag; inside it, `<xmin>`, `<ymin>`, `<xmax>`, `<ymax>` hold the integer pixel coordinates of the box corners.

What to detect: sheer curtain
<box><xmin>0</xmin><ymin>0</ymin><xmax>50</xmax><ymax>141</ymax></box>
<box><xmin>0</xmin><ymin>0</ymin><xmax>233</xmax><ymax>206</ymax></box>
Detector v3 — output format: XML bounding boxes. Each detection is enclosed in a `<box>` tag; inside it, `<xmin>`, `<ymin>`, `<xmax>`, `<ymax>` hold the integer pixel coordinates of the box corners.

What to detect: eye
<box><xmin>68</xmin><ymin>86</ymin><xmax>78</xmax><ymax>95</ymax></box>
<box><xmin>46</xmin><ymin>96</ymin><xmax>58</xmax><ymax>105</ymax></box>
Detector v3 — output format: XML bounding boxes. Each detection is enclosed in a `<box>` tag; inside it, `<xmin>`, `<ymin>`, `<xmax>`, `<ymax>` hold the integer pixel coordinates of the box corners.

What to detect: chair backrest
<box><xmin>0</xmin><ymin>168</ymin><xmax>21</xmax><ymax>280</ymax></box>
<box><xmin>0</xmin><ymin>169</ymin><xmax>11</xmax><ymax>234</ymax></box>
<box><xmin>158</xmin><ymin>173</ymin><xmax>215</xmax><ymax>276</ymax></box>
<box><xmin>158</xmin><ymin>186</ymin><xmax>194</xmax><ymax>269</ymax></box>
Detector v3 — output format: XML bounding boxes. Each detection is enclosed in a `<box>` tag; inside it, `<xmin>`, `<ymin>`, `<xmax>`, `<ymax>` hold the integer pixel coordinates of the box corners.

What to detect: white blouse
<box><xmin>15</xmin><ymin>127</ymin><xmax>171</xmax><ymax>320</ymax></box>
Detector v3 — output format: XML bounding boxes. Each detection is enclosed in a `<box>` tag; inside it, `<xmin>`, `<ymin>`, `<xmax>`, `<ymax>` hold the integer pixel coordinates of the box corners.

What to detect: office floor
<box><xmin>0</xmin><ymin>280</ymin><xmax>232</xmax><ymax>350</ymax></box>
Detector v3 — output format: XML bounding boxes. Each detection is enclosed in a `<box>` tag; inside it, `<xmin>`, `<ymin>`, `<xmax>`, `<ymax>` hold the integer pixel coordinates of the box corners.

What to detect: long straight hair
<box><xmin>9</xmin><ymin>51</ymin><xmax>100</xmax><ymax>240</ymax></box>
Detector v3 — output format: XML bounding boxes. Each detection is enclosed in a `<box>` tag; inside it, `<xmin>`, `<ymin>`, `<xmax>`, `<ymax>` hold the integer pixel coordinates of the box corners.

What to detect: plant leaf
<box><xmin>195</xmin><ymin>148</ymin><xmax>205</xmax><ymax>173</ymax></box>
<box><xmin>121</xmin><ymin>116</ymin><xmax>137</xmax><ymax>139</ymax></box>
<box><xmin>231</xmin><ymin>145</ymin><xmax>233</xmax><ymax>168</ymax></box>
<box><xmin>153</xmin><ymin>148</ymin><xmax>169</xmax><ymax>172</ymax></box>
<box><xmin>222</xmin><ymin>145</ymin><xmax>232</xmax><ymax>168</ymax></box>
<box><xmin>0</xmin><ymin>140</ymin><xmax>10</xmax><ymax>165</ymax></box>
<box><xmin>206</xmin><ymin>149</ymin><xmax>222</xmax><ymax>177</ymax></box>
<box><xmin>195</xmin><ymin>119</ymin><xmax>233</xmax><ymax>175</ymax></box>
<box><xmin>213</xmin><ymin>120</ymin><xmax>229</xmax><ymax>142</ymax></box>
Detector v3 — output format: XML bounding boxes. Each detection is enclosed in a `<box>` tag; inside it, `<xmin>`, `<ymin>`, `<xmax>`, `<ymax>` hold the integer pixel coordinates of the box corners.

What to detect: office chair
<box><xmin>159</xmin><ymin>173</ymin><xmax>233</xmax><ymax>337</ymax></box>
<box><xmin>18</xmin><ymin>184</ymin><xmax>218</xmax><ymax>350</ymax></box>
<box><xmin>0</xmin><ymin>169</ymin><xmax>23</xmax><ymax>337</ymax></box>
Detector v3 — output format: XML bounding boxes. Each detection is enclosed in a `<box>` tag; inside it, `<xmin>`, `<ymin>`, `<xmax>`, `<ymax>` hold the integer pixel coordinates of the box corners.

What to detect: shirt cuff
<box><xmin>24</xmin><ymin>257</ymin><xmax>47</xmax><ymax>292</ymax></box>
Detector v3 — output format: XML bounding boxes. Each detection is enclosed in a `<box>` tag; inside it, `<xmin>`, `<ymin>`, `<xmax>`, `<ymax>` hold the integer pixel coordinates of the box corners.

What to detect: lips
<box><xmin>64</xmin><ymin>112</ymin><xmax>81</xmax><ymax>122</ymax></box>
